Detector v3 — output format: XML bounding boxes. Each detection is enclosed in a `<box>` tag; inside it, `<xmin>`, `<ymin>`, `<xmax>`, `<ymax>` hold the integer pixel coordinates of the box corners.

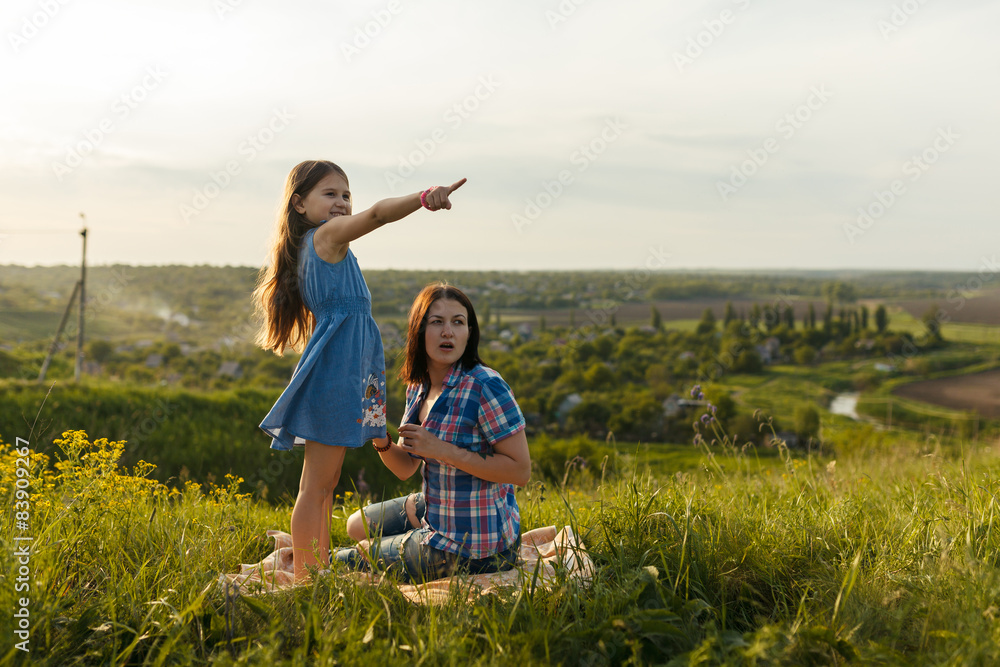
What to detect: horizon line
<box><xmin>0</xmin><ymin>262</ymin><xmax>992</xmax><ymax>275</ymax></box>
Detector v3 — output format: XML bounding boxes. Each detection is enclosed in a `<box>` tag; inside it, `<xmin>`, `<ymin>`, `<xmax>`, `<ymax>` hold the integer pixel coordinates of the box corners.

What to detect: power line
<box><xmin>0</xmin><ymin>229</ymin><xmax>81</xmax><ymax>234</ymax></box>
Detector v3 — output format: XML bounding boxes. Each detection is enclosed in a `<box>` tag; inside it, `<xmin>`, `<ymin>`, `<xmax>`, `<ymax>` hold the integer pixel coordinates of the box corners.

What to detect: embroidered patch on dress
<box><xmin>362</xmin><ymin>372</ymin><xmax>387</xmax><ymax>427</ymax></box>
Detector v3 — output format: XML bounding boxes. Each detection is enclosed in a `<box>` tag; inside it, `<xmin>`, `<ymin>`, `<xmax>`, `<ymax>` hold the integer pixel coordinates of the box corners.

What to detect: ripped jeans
<box><xmin>333</xmin><ymin>493</ymin><xmax>519</xmax><ymax>583</ymax></box>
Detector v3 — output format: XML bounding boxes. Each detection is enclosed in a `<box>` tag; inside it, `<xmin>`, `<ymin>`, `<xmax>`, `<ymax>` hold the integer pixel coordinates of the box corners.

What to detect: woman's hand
<box><xmin>397</xmin><ymin>425</ymin><xmax>530</xmax><ymax>486</ymax></box>
<box><xmin>422</xmin><ymin>178</ymin><xmax>466</xmax><ymax>211</ymax></box>
<box><xmin>397</xmin><ymin>424</ymin><xmax>451</xmax><ymax>461</ymax></box>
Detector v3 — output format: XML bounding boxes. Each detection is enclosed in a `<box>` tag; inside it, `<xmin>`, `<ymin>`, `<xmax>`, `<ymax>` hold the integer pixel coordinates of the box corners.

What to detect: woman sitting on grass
<box><xmin>334</xmin><ymin>283</ymin><xmax>531</xmax><ymax>582</ymax></box>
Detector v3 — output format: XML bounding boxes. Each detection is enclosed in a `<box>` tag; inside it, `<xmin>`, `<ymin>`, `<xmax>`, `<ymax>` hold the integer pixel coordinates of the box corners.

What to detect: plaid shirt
<box><xmin>402</xmin><ymin>363</ymin><xmax>526</xmax><ymax>559</ymax></box>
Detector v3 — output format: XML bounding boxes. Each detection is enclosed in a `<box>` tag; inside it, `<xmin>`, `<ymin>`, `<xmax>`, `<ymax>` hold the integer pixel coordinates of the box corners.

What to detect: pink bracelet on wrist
<box><xmin>420</xmin><ymin>187</ymin><xmax>438</xmax><ymax>210</ymax></box>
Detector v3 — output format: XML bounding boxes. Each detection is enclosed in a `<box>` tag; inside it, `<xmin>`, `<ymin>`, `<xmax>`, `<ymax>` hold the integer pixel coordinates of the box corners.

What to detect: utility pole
<box><xmin>38</xmin><ymin>217</ymin><xmax>89</xmax><ymax>383</ymax></box>
<box><xmin>37</xmin><ymin>281</ymin><xmax>80</xmax><ymax>382</ymax></box>
<box><xmin>75</xmin><ymin>216</ymin><xmax>87</xmax><ymax>382</ymax></box>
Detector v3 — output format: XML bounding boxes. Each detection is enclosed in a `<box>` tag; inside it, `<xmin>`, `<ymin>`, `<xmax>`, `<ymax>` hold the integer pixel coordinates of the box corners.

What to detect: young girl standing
<box><xmin>254</xmin><ymin>160</ymin><xmax>465</xmax><ymax>582</ymax></box>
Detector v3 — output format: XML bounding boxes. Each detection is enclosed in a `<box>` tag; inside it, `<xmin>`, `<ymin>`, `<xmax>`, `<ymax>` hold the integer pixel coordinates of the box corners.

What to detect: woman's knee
<box><xmin>346</xmin><ymin>509</ymin><xmax>368</xmax><ymax>542</ymax></box>
<box><xmin>296</xmin><ymin>476</ymin><xmax>336</xmax><ymax>502</ymax></box>
<box><xmin>404</xmin><ymin>493</ymin><xmax>422</xmax><ymax>529</ymax></box>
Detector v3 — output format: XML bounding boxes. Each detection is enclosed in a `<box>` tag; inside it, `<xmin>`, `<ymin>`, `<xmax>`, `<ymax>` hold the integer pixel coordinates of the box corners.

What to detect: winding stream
<box><xmin>829</xmin><ymin>392</ymin><xmax>860</xmax><ymax>420</ymax></box>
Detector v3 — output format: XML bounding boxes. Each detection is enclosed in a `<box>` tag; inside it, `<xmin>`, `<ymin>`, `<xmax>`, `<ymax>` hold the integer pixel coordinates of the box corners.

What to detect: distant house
<box><xmin>855</xmin><ymin>338</ymin><xmax>876</xmax><ymax>352</ymax></box>
<box><xmin>678</xmin><ymin>398</ymin><xmax>707</xmax><ymax>411</ymax></box>
<box><xmin>488</xmin><ymin>340</ymin><xmax>511</xmax><ymax>353</ymax></box>
<box><xmin>756</xmin><ymin>337</ymin><xmax>782</xmax><ymax>365</ymax></box>
<box><xmin>556</xmin><ymin>393</ymin><xmax>583</xmax><ymax>422</ymax></box>
<box><xmin>874</xmin><ymin>363</ymin><xmax>895</xmax><ymax>373</ymax></box>
<box><xmin>217</xmin><ymin>361</ymin><xmax>243</xmax><ymax>378</ymax></box>
<box><xmin>517</xmin><ymin>323</ymin><xmax>533</xmax><ymax>338</ymax></box>
<box><xmin>678</xmin><ymin>351</ymin><xmax>696</xmax><ymax>361</ymax></box>
<box><xmin>145</xmin><ymin>354</ymin><xmax>163</xmax><ymax>368</ymax></box>
<box><xmin>764</xmin><ymin>336</ymin><xmax>781</xmax><ymax>357</ymax></box>
<box><xmin>662</xmin><ymin>394</ymin><xmax>683</xmax><ymax>418</ymax></box>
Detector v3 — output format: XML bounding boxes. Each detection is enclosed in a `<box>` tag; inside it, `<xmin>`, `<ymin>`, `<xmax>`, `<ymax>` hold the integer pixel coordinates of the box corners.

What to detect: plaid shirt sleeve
<box><xmin>476</xmin><ymin>374</ymin><xmax>525</xmax><ymax>445</ymax></box>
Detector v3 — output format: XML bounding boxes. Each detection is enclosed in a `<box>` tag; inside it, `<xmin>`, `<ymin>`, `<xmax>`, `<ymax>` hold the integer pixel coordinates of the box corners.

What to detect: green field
<box><xmin>6</xmin><ymin>267</ymin><xmax>1000</xmax><ymax>663</ymax></box>
<box><xmin>4</xmin><ymin>424</ymin><xmax>1000</xmax><ymax>665</ymax></box>
<box><xmin>2</xmin><ymin>350</ymin><xmax>1000</xmax><ymax>666</ymax></box>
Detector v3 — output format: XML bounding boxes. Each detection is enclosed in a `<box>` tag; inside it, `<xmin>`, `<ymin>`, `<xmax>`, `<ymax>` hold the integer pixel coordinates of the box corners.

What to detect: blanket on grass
<box><xmin>221</xmin><ymin>525</ymin><xmax>593</xmax><ymax>604</ymax></box>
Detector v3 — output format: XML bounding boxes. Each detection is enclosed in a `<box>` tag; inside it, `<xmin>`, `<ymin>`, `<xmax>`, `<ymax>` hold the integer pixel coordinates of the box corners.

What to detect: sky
<box><xmin>0</xmin><ymin>0</ymin><xmax>998</xmax><ymax>273</ymax></box>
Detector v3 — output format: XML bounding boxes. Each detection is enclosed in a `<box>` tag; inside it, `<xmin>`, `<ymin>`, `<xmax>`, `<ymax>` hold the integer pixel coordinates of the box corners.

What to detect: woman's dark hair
<box><xmin>253</xmin><ymin>160</ymin><xmax>349</xmax><ymax>355</ymax></box>
<box><xmin>399</xmin><ymin>283</ymin><xmax>482</xmax><ymax>384</ymax></box>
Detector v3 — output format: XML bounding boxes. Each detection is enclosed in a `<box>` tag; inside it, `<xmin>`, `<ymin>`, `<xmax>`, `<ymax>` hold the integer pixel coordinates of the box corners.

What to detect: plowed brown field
<box><xmin>892</xmin><ymin>369</ymin><xmax>1000</xmax><ymax>418</ymax></box>
<box><xmin>895</xmin><ymin>289</ymin><xmax>1000</xmax><ymax>325</ymax></box>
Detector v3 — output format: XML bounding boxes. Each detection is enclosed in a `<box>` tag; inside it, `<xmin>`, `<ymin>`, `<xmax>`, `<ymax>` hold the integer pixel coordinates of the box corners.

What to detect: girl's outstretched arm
<box><xmin>315</xmin><ymin>178</ymin><xmax>466</xmax><ymax>251</ymax></box>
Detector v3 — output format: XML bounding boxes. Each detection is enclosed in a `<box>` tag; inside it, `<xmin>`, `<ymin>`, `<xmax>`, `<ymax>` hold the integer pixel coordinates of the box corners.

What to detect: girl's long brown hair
<box><xmin>253</xmin><ymin>160</ymin><xmax>349</xmax><ymax>355</ymax></box>
<box><xmin>399</xmin><ymin>283</ymin><xmax>483</xmax><ymax>385</ymax></box>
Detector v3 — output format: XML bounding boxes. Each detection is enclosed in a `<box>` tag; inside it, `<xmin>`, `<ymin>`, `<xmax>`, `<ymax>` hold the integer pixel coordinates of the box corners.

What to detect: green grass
<box><xmin>885</xmin><ymin>307</ymin><xmax>926</xmax><ymax>336</ymax></box>
<box><xmin>5</xmin><ymin>427</ymin><xmax>1000</xmax><ymax>665</ymax></box>
<box><xmin>662</xmin><ymin>319</ymin><xmax>702</xmax><ymax>333</ymax></box>
<box><xmin>0</xmin><ymin>311</ymin><xmax>63</xmax><ymax>342</ymax></box>
<box><xmin>940</xmin><ymin>323</ymin><xmax>1000</xmax><ymax>345</ymax></box>
<box><xmin>887</xmin><ymin>307</ymin><xmax>1000</xmax><ymax>345</ymax></box>
<box><xmin>4</xmin><ymin>342</ymin><xmax>1000</xmax><ymax>665</ymax></box>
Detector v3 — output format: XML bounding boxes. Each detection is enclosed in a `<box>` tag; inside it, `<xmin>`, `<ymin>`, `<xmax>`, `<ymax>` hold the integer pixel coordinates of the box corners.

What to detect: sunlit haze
<box><xmin>1</xmin><ymin>0</ymin><xmax>998</xmax><ymax>272</ymax></box>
